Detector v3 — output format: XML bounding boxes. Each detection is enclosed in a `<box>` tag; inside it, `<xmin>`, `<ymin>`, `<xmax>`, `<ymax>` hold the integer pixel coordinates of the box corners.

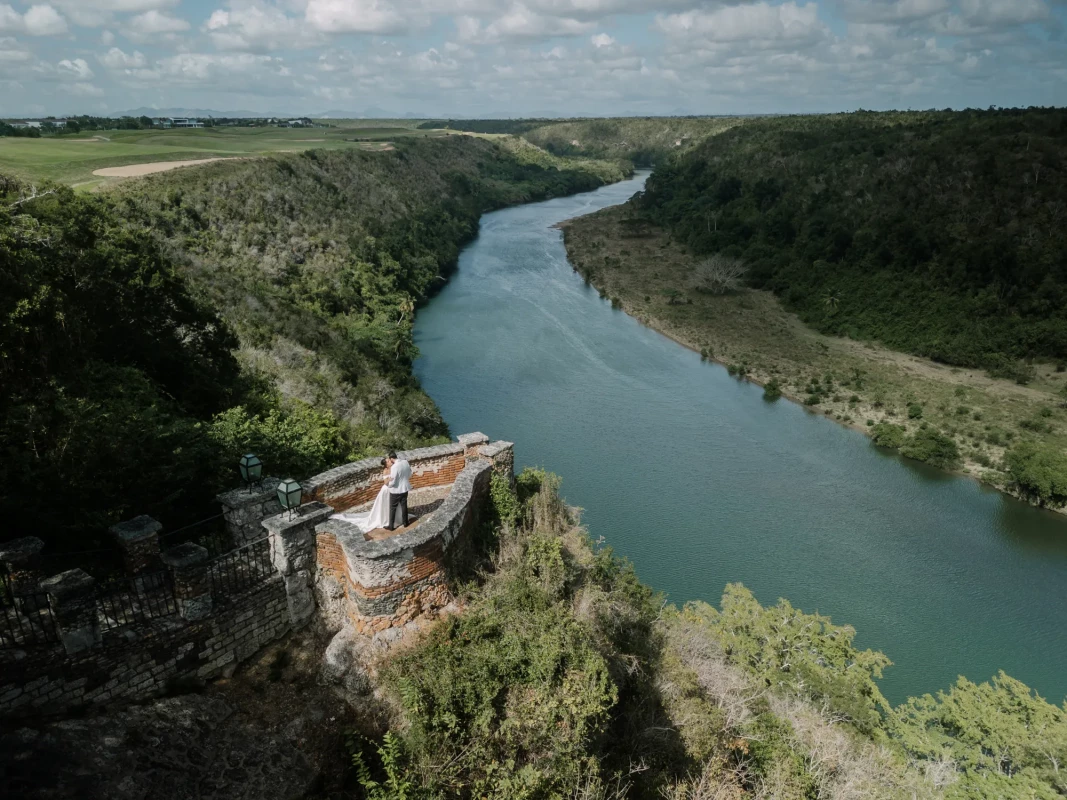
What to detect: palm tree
<box><xmin>823</xmin><ymin>290</ymin><xmax>840</xmax><ymax>314</ymax></box>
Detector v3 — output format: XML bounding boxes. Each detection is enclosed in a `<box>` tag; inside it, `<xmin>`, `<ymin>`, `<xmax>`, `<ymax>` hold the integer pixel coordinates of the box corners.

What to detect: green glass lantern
<box><xmin>277</xmin><ymin>479</ymin><xmax>303</xmax><ymax>518</ymax></box>
<box><xmin>239</xmin><ymin>453</ymin><xmax>263</xmax><ymax>491</ymax></box>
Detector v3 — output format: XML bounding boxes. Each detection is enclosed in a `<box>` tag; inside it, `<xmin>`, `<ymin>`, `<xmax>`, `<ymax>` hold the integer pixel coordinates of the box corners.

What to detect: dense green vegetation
<box><xmin>353</xmin><ymin>471</ymin><xmax>1067</xmax><ymax>798</ymax></box>
<box><xmin>639</xmin><ymin>108</ymin><xmax>1067</xmax><ymax>372</ymax></box>
<box><xmin>420</xmin><ymin>117</ymin><xmax>742</xmax><ymax>165</ymax></box>
<box><xmin>0</xmin><ymin>137</ymin><xmax>623</xmax><ymax>546</ymax></box>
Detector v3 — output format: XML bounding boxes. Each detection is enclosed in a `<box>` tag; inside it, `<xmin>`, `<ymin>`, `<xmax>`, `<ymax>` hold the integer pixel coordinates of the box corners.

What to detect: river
<box><xmin>413</xmin><ymin>172</ymin><xmax>1067</xmax><ymax>705</ymax></box>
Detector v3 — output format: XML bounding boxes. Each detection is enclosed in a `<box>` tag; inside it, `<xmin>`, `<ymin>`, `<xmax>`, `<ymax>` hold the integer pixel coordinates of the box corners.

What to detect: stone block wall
<box><xmin>217</xmin><ymin>479</ymin><xmax>282</xmax><ymax>547</ymax></box>
<box><xmin>0</xmin><ymin>577</ymin><xmax>289</xmax><ymax>718</ymax></box>
<box><xmin>314</xmin><ymin>458</ymin><xmax>493</xmax><ymax>636</ymax></box>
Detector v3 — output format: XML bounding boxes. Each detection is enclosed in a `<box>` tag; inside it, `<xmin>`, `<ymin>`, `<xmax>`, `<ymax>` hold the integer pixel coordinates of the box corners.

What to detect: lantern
<box><xmin>239</xmin><ymin>453</ymin><xmax>263</xmax><ymax>492</ymax></box>
<box><xmin>277</xmin><ymin>479</ymin><xmax>303</xmax><ymax>518</ymax></box>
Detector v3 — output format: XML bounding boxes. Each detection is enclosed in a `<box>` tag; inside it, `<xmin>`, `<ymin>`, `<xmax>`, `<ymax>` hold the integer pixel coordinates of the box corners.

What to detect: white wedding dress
<box><xmin>333</xmin><ymin>483</ymin><xmax>392</xmax><ymax>533</ymax></box>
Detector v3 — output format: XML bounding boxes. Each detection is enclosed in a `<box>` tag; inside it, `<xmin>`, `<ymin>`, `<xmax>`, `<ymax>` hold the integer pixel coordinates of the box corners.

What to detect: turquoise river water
<box><xmin>414</xmin><ymin>172</ymin><xmax>1067</xmax><ymax>705</ymax></box>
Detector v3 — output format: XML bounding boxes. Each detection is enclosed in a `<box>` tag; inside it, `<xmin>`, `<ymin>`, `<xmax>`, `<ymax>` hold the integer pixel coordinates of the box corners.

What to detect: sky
<box><xmin>1</xmin><ymin>0</ymin><xmax>1065</xmax><ymax>117</ymax></box>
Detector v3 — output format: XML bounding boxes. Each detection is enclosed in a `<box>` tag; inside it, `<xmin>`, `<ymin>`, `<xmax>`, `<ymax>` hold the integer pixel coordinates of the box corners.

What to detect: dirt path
<box><xmin>92</xmin><ymin>157</ymin><xmax>239</xmax><ymax>177</ymax></box>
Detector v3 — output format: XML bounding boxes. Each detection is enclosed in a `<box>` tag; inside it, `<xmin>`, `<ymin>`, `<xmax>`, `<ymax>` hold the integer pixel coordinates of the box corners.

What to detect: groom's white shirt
<box><xmin>387</xmin><ymin>459</ymin><xmax>411</xmax><ymax>494</ymax></box>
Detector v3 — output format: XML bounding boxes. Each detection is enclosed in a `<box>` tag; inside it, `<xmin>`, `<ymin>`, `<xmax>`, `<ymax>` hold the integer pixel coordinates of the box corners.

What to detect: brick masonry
<box><xmin>0</xmin><ymin>434</ymin><xmax>515</xmax><ymax>719</ymax></box>
<box><xmin>314</xmin><ymin>445</ymin><xmax>504</xmax><ymax>633</ymax></box>
<box><xmin>0</xmin><ymin>577</ymin><xmax>289</xmax><ymax>718</ymax></box>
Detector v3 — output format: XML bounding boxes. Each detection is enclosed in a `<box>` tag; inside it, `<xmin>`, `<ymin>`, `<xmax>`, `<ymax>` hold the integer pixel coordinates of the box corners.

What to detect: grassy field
<box><xmin>562</xmin><ymin>205</ymin><xmax>1067</xmax><ymax>510</ymax></box>
<box><xmin>0</xmin><ymin>121</ymin><xmax>451</xmax><ymax>188</ymax></box>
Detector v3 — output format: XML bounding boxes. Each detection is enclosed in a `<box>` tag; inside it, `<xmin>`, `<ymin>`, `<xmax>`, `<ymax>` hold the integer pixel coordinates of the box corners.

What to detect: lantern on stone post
<box><xmin>277</xmin><ymin>479</ymin><xmax>303</xmax><ymax>519</ymax></box>
<box><xmin>239</xmin><ymin>453</ymin><xmax>263</xmax><ymax>492</ymax></box>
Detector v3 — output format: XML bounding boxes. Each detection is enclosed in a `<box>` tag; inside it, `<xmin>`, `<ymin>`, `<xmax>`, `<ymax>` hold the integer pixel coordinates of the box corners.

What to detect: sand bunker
<box><xmin>92</xmin><ymin>158</ymin><xmax>237</xmax><ymax>178</ymax></box>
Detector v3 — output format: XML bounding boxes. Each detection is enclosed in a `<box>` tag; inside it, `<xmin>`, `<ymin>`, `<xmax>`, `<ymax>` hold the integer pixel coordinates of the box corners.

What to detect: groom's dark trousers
<box><xmin>387</xmin><ymin>491</ymin><xmax>409</xmax><ymax>530</ymax></box>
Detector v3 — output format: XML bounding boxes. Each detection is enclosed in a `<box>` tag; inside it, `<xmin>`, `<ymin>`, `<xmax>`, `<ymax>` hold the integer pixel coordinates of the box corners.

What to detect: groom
<box><xmin>384</xmin><ymin>451</ymin><xmax>412</xmax><ymax>530</ymax></box>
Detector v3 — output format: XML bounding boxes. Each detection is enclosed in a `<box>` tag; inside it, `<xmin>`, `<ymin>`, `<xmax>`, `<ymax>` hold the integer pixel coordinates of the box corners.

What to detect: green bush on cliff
<box><xmin>1004</xmin><ymin>441</ymin><xmax>1067</xmax><ymax>508</ymax></box>
<box><xmin>872</xmin><ymin>422</ymin><xmax>908</xmax><ymax>449</ymax></box>
<box><xmin>901</xmin><ymin>428</ymin><xmax>961</xmax><ymax>470</ymax></box>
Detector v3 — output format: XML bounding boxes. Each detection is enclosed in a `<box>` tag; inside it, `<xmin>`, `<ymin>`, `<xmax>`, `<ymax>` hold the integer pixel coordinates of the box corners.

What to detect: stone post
<box><xmin>262</xmin><ymin>501</ymin><xmax>334</xmax><ymax>629</ymax></box>
<box><xmin>40</xmin><ymin>569</ymin><xmax>100</xmax><ymax>655</ymax></box>
<box><xmin>161</xmin><ymin>543</ymin><xmax>212</xmax><ymax>621</ymax></box>
<box><xmin>457</xmin><ymin>432</ymin><xmax>490</xmax><ymax>461</ymax></box>
<box><xmin>109</xmin><ymin>515</ymin><xmax>162</xmax><ymax>583</ymax></box>
<box><xmin>0</xmin><ymin>536</ymin><xmax>46</xmax><ymax>612</ymax></box>
<box><xmin>480</xmin><ymin>441</ymin><xmax>516</xmax><ymax>486</ymax></box>
<box><xmin>218</xmin><ymin>478</ymin><xmax>281</xmax><ymax>547</ymax></box>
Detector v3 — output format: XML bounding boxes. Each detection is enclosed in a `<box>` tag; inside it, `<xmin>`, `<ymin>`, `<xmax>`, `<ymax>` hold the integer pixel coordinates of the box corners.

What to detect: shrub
<box><xmin>986</xmin><ymin>355</ymin><xmax>1036</xmax><ymax>385</ymax></box>
<box><xmin>804</xmin><ymin>394</ymin><xmax>821</xmax><ymax>406</ymax></box>
<box><xmin>907</xmin><ymin>403</ymin><xmax>924</xmax><ymax>419</ymax></box>
<box><xmin>489</xmin><ymin>472</ymin><xmax>520</xmax><ymax>527</ymax></box>
<box><xmin>1019</xmin><ymin>417</ymin><xmax>1053</xmax><ymax>434</ymax></box>
<box><xmin>763</xmin><ymin>378</ymin><xmax>782</xmax><ymax>401</ymax></box>
<box><xmin>900</xmin><ymin>428</ymin><xmax>961</xmax><ymax>469</ymax></box>
<box><xmin>208</xmin><ymin>400</ymin><xmax>350</xmax><ymax>480</ymax></box>
<box><xmin>1004</xmin><ymin>441</ymin><xmax>1067</xmax><ymax>508</ymax></box>
<box><xmin>871</xmin><ymin>423</ymin><xmax>908</xmax><ymax>449</ymax></box>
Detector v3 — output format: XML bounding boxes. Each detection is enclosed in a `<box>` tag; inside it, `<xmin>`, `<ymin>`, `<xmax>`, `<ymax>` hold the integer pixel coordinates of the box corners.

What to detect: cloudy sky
<box><xmin>1</xmin><ymin>0</ymin><xmax>1065</xmax><ymax>117</ymax></box>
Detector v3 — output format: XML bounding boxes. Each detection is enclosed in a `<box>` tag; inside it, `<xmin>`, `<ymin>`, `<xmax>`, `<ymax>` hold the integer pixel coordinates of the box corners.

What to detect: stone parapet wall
<box><xmin>314</xmin><ymin>457</ymin><xmax>494</xmax><ymax>634</ymax></box>
<box><xmin>0</xmin><ymin>578</ymin><xmax>289</xmax><ymax>718</ymax></box>
<box><xmin>302</xmin><ymin>442</ymin><xmax>468</xmax><ymax>512</ymax></box>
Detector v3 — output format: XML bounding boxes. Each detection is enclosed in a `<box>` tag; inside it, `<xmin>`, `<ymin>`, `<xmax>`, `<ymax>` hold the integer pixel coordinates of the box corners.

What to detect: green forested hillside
<box><xmin>0</xmin><ymin>138</ymin><xmax>623</xmax><ymax>545</ymax></box>
<box><xmin>638</xmin><ymin>108</ymin><xmax>1067</xmax><ymax>371</ymax></box>
<box><xmin>523</xmin><ymin>117</ymin><xmax>742</xmax><ymax>165</ymax></box>
<box><xmin>418</xmin><ymin>117</ymin><xmax>743</xmax><ymax>165</ymax></box>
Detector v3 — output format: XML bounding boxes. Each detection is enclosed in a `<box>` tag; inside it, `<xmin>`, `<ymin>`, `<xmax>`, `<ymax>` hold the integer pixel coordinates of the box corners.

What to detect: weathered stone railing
<box><xmin>0</xmin><ymin>431</ymin><xmax>515</xmax><ymax>717</ymax></box>
<box><xmin>315</xmin><ymin>458</ymin><xmax>494</xmax><ymax>635</ymax></box>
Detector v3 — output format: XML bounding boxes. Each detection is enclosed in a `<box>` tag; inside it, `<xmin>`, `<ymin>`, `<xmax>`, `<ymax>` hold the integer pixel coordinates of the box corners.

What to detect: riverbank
<box><xmin>560</xmin><ymin>203</ymin><xmax>1067</xmax><ymax>516</ymax></box>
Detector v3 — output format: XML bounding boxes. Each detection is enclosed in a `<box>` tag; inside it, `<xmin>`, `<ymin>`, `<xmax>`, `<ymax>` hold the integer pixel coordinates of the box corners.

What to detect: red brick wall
<box><xmin>307</xmin><ymin>452</ymin><xmax>466</xmax><ymax>512</ymax></box>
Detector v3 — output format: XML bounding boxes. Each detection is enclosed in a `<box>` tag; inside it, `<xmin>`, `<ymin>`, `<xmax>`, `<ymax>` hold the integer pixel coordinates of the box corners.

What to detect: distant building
<box><xmin>168</xmin><ymin>118</ymin><xmax>204</xmax><ymax>128</ymax></box>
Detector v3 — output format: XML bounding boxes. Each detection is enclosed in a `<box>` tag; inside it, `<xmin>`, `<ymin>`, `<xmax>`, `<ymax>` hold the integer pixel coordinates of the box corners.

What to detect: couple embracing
<box><xmin>364</xmin><ymin>451</ymin><xmax>411</xmax><ymax>531</ymax></box>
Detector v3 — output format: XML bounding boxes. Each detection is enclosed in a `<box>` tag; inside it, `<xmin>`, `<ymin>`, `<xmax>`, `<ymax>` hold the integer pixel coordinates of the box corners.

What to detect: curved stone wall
<box><xmin>312</xmin><ymin>438</ymin><xmax>510</xmax><ymax>636</ymax></box>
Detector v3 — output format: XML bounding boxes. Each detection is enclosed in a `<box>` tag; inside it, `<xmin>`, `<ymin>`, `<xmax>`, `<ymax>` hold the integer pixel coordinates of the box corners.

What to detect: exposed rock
<box><xmin>0</xmin><ymin>694</ymin><xmax>317</xmax><ymax>800</ymax></box>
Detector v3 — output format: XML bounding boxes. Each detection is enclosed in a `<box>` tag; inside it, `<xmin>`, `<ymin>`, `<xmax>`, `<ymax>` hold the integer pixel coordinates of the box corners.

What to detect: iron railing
<box><xmin>93</xmin><ymin>570</ymin><xmax>179</xmax><ymax>633</ymax></box>
<box><xmin>208</xmin><ymin>537</ymin><xmax>274</xmax><ymax>601</ymax></box>
<box><xmin>0</xmin><ymin>568</ymin><xmax>59</xmax><ymax>649</ymax></box>
<box><xmin>160</xmin><ymin>514</ymin><xmax>232</xmax><ymax>557</ymax></box>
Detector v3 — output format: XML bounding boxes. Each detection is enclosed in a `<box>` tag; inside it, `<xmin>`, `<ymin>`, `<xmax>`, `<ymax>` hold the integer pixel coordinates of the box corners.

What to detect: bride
<box><xmin>334</xmin><ymin>459</ymin><xmax>393</xmax><ymax>533</ymax></box>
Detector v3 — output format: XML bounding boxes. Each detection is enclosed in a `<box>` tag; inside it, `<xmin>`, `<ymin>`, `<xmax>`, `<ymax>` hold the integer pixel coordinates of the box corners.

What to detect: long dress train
<box><xmin>332</xmin><ymin>483</ymin><xmax>391</xmax><ymax>533</ymax></box>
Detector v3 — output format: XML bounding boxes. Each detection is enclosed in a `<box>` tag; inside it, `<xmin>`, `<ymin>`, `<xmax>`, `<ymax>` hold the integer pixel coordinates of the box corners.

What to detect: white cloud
<box><xmin>657</xmin><ymin>2</ymin><xmax>827</xmax><ymax>47</ymax></box>
<box><xmin>100</xmin><ymin>29</ymin><xmax>114</xmax><ymax>44</ymax></box>
<box><xmin>100</xmin><ymin>46</ymin><xmax>147</xmax><ymax>69</ymax></box>
<box><xmin>56</xmin><ymin>0</ymin><xmax>177</xmax><ymax>9</ymax></box>
<box><xmin>304</xmin><ymin>0</ymin><xmax>408</xmax><ymax>34</ymax></box>
<box><xmin>4</xmin><ymin>4</ymin><xmax>70</xmax><ymax>36</ymax></box>
<box><xmin>0</xmin><ymin>35</ymin><xmax>33</xmax><ymax>68</ymax></box>
<box><xmin>121</xmin><ymin>8</ymin><xmax>189</xmax><ymax>41</ymax></box>
<box><xmin>57</xmin><ymin>57</ymin><xmax>94</xmax><ymax>79</ymax></box>
<box><xmin>840</xmin><ymin>0</ymin><xmax>951</xmax><ymax>24</ymax></box>
<box><xmin>459</xmin><ymin>3</ymin><xmax>595</xmax><ymax>42</ymax></box>
<box><xmin>205</xmin><ymin>4</ymin><xmax>317</xmax><ymax>52</ymax></box>
<box><xmin>591</xmin><ymin>31</ymin><xmax>614</xmax><ymax>47</ymax></box>
<box><xmin>60</xmin><ymin>81</ymin><xmax>104</xmax><ymax>96</ymax></box>
<box><xmin>48</xmin><ymin>0</ymin><xmax>178</xmax><ymax>28</ymax></box>
<box><xmin>958</xmin><ymin>0</ymin><xmax>1050</xmax><ymax>27</ymax></box>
